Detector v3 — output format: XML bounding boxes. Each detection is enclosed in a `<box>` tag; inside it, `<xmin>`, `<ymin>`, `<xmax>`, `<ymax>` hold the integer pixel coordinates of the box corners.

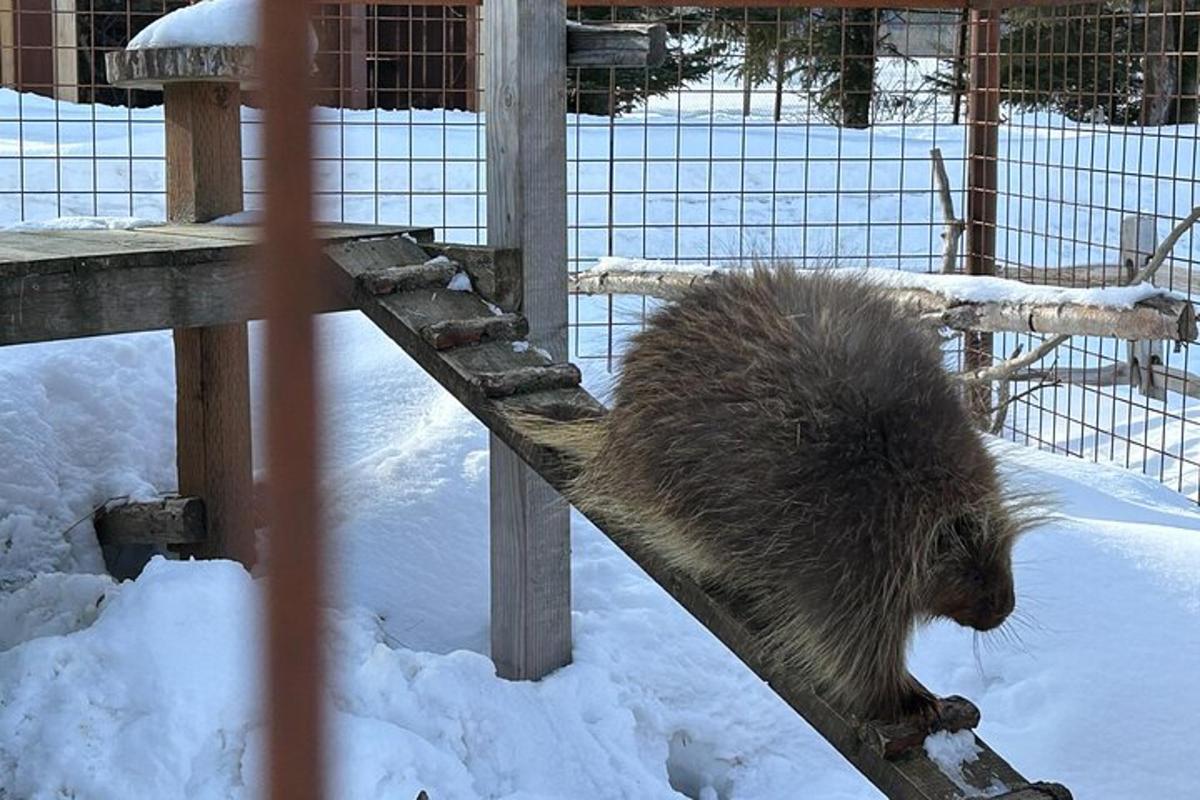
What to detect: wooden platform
<box><xmin>0</xmin><ymin>222</ymin><xmax>431</xmax><ymax>346</ymax></box>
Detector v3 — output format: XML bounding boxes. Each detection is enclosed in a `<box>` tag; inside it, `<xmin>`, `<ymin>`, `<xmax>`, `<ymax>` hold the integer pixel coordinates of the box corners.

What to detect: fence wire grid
<box><xmin>0</xmin><ymin>1</ymin><xmax>1196</xmax><ymax>502</ymax></box>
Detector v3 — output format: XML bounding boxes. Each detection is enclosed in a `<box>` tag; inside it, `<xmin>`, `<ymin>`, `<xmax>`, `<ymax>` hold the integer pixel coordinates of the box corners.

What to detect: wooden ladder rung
<box><xmin>421</xmin><ymin>314</ymin><xmax>529</xmax><ymax>350</ymax></box>
<box><xmin>358</xmin><ymin>258</ymin><xmax>459</xmax><ymax>296</ymax></box>
<box><xmin>475</xmin><ymin>363</ymin><xmax>582</xmax><ymax>398</ymax></box>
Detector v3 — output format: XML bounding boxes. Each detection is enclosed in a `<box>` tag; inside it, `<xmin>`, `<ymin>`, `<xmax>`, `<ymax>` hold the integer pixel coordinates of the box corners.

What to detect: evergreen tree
<box><xmin>927</xmin><ymin>2</ymin><xmax>1199</xmax><ymax>126</ymax></box>
<box><xmin>997</xmin><ymin>3</ymin><xmax>1144</xmax><ymax>125</ymax></box>
<box><xmin>705</xmin><ymin>8</ymin><xmax>897</xmax><ymax>128</ymax></box>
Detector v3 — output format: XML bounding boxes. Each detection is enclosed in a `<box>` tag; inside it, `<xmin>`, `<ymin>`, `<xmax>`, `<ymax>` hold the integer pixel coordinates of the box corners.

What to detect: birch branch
<box><xmin>931</xmin><ymin>148</ymin><xmax>965</xmax><ymax>275</ymax></box>
<box><xmin>570</xmin><ymin>269</ymin><xmax>1197</xmax><ymax>342</ymax></box>
<box><xmin>1136</xmin><ymin>205</ymin><xmax>1200</xmax><ymax>285</ymax></box>
<box><xmin>964</xmin><ymin>206</ymin><xmax>1200</xmax><ymax>387</ymax></box>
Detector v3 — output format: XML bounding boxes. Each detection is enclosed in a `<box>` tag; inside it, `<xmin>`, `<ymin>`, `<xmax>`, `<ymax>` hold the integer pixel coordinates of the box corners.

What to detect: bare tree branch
<box><xmin>931</xmin><ymin>148</ymin><xmax>965</xmax><ymax>275</ymax></box>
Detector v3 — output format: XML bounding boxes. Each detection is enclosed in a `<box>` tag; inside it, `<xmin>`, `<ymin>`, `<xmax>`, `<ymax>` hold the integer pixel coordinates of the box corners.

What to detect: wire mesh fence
<box><xmin>0</xmin><ymin>0</ymin><xmax>1196</xmax><ymax>502</ymax></box>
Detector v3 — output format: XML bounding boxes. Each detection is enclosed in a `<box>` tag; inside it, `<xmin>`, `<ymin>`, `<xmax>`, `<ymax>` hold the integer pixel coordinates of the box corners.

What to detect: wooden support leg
<box><xmin>173</xmin><ymin>324</ymin><xmax>255</xmax><ymax>566</ymax></box>
<box><xmin>163</xmin><ymin>80</ymin><xmax>255</xmax><ymax>568</ymax></box>
<box><xmin>489</xmin><ymin>435</ymin><xmax>572</xmax><ymax>679</ymax></box>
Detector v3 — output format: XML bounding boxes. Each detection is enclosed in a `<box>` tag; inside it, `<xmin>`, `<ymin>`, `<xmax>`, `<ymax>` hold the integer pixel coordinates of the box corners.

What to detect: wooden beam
<box><xmin>0</xmin><ymin>224</ymin><xmax>428</xmax><ymax>346</ymax></box>
<box><xmin>421</xmin><ymin>242</ymin><xmax>523</xmax><ymax>312</ymax></box>
<box><xmin>567</xmin><ymin>22</ymin><xmax>667</xmax><ymax>69</ymax></box>
<box><xmin>321</xmin><ymin>234</ymin><xmax>1073</xmax><ymax>800</ymax></box>
<box><xmin>0</xmin><ymin>1</ymin><xmax>14</xmax><ymax>88</ymax></box>
<box><xmin>51</xmin><ymin>0</ymin><xmax>77</xmax><ymax>103</ymax></box>
<box><xmin>94</xmin><ymin>497</ymin><xmax>207</xmax><ymax>547</ymax></box>
<box><xmin>486</xmin><ymin>0</ymin><xmax>573</xmax><ymax>682</ymax></box>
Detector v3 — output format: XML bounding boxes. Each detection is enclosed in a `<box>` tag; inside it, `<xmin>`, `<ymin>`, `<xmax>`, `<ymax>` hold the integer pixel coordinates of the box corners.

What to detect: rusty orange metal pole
<box><xmin>259</xmin><ymin>1</ymin><xmax>325</xmax><ymax>799</ymax></box>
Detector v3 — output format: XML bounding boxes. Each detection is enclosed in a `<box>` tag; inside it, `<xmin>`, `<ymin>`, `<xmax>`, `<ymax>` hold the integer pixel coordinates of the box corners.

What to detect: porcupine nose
<box><xmin>973</xmin><ymin>582</ymin><xmax>1015</xmax><ymax>631</ymax></box>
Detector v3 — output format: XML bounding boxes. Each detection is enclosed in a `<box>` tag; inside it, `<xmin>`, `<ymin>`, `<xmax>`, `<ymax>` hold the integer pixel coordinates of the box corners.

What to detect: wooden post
<box><xmin>341</xmin><ymin>5</ymin><xmax>367</xmax><ymax>110</ymax></box>
<box><xmin>51</xmin><ymin>0</ymin><xmax>76</xmax><ymax>103</ymax></box>
<box><xmin>168</xmin><ymin>79</ymin><xmax>254</xmax><ymax>567</ymax></box>
<box><xmin>0</xmin><ymin>1</ymin><xmax>14</xmax><ymax>88</ymax></box>
<box><xmin>1121</xmin><ymin>214</ymin><xmax>1167</xmax><ymax>400</ymax></box>
<box><xmin>486</xmin><ymin>0</ymin><xmax>572</xmax><ymax>681</ymax></box>
<box><xmin>965</xmin><ymin>8</ymin><xmax>1000</xmax><ymax>421</ymax></box>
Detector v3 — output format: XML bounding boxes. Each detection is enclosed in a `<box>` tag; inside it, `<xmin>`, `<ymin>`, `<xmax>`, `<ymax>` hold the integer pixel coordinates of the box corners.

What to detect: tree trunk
<box><xmin>839</xmin><ymin>9</ymin><xmax>877</xmax><ymax>129</ymax></box>
<box><xmin>1141</xmin><ymin>0</ymin><xmax>1182</xmax><ymax>126</ymax></box>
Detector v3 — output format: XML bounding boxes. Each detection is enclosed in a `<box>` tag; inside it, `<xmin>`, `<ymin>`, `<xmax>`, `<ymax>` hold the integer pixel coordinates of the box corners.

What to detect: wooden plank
<box><xmin>358</xmin><ymin>258</ymin><xmax>457</xmax><ymax>295</ymax></box>
<box><xmin>321</xmin><ymin>239</ymin><xmax>1072</xmax><ymax>800</ymax></box>
<box><xmin>0</xmin><ymin>1</ymin><xmax>14</xmax><ymax>88</ymax></box>
<box><xmin>486</xmin><ymin>0</ymin><xmax>573</xmax><ymax>683</ymax></box>
<box><xmin>566</xmin><ymin>22</ymin><xmax>667</xmax><ymax>69</ymax></box>
<box><xmin>51</xmin><ymin>0</ymin><xmax>76</xmax><ymax>103</ymax></box>
<box><xmin>94</xmin><ymin>497</ymin><xmax>207</xmax><ymax>547</ymax></box>
<box><xmin>0</xmin><ymin>225</ymin><xmax>431</xmax><ymax>345</ymax></box>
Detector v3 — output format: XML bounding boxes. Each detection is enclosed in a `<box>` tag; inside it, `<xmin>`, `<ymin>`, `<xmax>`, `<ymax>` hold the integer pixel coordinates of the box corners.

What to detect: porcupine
<box><xmin>524</xmin><ymin>266</ymin><xmax>1029</xmax><ymax>725</ymax></box>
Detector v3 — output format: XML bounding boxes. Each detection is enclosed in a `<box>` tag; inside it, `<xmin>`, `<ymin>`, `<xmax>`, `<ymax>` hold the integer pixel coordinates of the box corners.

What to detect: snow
<box><xmin>128</xmin><ymin>0</ymin><xmax>319</xmax><ymax>58</ymax></box>
<box><xmin>592</xmin><ymin>257</ymin><xmax>1176</xmax><ymax>309</ymax></box>
<box><xmin>2</xmin><ymin>215</ymin><xmax>161</xmax><ymax>231</ymax></box>
<box><xmin>444</xmin><ymin>267</ymin><xmax>472</xmax><ymax>292</ymax></box>
<box><xmin>210</xmin><ymin>210</ymin><xmax>261</xmax><ymax>226</ymax></box>
<box><xmin>923</xmin><ymin>732</ymin><xmax>1006</xmax><ymax>798</ymax></box>
<box><xmin>1</xmin><ymin>80</ymin><xmax>1199</xmax><ymax>798</ymax></box>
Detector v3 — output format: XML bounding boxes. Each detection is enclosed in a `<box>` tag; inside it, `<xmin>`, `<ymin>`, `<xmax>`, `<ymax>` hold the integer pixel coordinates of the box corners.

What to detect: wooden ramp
<box><xmin>0</xmin><ymin>223</ymin><xmax>1071</xmax><ymax>799</ymax></box>
<box><xmin>323</xmin><ymin>234</ymin><xmax>1073</xmax><ymax>800</ymax></box>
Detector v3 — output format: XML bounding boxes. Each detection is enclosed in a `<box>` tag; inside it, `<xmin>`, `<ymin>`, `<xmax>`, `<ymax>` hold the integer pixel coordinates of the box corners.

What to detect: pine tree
<box><xmin>704</xmin><ymin>8</ymin><xmax>895</xmax><ymax>128</ymax></box>
<box><xmin>998</xmin><ymin>3</ymin><xmax>1144</xmax><ymax>125</ymax></box>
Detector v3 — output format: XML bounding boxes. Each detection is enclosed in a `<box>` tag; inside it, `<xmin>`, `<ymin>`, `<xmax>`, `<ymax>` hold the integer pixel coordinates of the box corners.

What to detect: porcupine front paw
<box><xmin>896</xmin><ymin>676</ymin><xmax>942</xmax><ymax>730</ymax></box>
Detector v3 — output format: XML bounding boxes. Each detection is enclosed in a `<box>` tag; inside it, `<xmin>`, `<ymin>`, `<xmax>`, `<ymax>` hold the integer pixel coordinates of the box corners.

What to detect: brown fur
<box><xmin>524</xmin><ymin>266</ymin><xmax>1030</xmax><ymax>724</ymax></box>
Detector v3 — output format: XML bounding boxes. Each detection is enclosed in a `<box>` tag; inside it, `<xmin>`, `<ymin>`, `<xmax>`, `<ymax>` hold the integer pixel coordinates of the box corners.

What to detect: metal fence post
<box><xmin>965</xmin><ymin>8</ymin><xmax>1001</xmax><ymax>421</ymax></box>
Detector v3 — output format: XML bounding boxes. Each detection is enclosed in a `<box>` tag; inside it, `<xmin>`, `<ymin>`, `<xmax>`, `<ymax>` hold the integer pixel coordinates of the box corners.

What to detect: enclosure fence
<box><xmin>1</xmin><ymin>0</ymin><xmax>1197</xmax><ymax>502</ymax></box>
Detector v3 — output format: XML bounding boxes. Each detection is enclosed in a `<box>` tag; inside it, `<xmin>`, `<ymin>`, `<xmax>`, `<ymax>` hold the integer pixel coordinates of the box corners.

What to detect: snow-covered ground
<box><xmin>1</xmin><ymin>79</ymin><xmax>1199</xmax><ymax>798</ymax></box>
